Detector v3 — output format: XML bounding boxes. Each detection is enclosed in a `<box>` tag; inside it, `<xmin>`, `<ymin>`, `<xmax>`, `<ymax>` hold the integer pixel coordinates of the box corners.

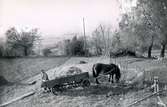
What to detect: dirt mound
<box><xmin>66</xmin><ymin>66</ymin><xmax>82</xmax><ymax>75</ymax></box>
<box><xmin>54</xmin><ymin>63</ymin><xmax>94</xmax><ymax>77</ymax></box>
<box><xmin>0</xmin><ymin>76</ymin><xmax>9</xmax><ymax>86</ymax></box>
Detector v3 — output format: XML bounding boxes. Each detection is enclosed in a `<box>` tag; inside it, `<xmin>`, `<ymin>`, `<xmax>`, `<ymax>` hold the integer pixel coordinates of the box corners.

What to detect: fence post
<box><xmin>153</xmin><ymin>76</ymin><xmax>159</xmax><ymax>94</ymax></box>
<box><xmin>153</xmin><ymin>76</ymin><xmax>166</xmax><ymax>107</ymax></box>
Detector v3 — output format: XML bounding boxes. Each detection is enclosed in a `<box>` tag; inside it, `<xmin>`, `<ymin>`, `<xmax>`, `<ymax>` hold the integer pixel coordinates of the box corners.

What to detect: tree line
<box><xmin>43</xmin><ymin>0</ymin><xmax>167</xmax><ymax>58</ymax></box>
<box><xmin>0</xmin><ymin>0</ymin><xmax>167</xmax><ymax>58</ymax></box>
<box><xmin>0</xmin><ymin>27</ymin><xmax>40</xmax><ymax>57</ymax></box>
<box><xmin>117</xmin><ymin>0</ymin><xmax>167</xmax><ymax>58</ymax></box>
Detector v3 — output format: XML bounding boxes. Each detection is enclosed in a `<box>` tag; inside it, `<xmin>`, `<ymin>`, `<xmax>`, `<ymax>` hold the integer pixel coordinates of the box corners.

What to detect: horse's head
<box><xmin>115</xmin><ymin>66</ymin><xmax>121</xmax><ymax>82</ymax></box>
<box><xmin>109</xmin><ymin>64</ymin><xmax>121</xmax><ymax>82</ymax></box>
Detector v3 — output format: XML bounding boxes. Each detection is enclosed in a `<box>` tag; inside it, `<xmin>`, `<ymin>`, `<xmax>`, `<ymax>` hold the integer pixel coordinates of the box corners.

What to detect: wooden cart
<box><xmin>41</xmin><ymin>72</ymin><xmax>90</xmax><ymax>95</ymax></box>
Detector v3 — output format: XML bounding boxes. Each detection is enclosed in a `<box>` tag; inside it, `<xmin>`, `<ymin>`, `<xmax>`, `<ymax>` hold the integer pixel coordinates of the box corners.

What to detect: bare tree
<box><xmin>92</xmin><ymin>29</ymin><xmax>103</xmax><ymax>55</ymax></box>
<box><xmin>92</xmin><ymin>24</ymin><xmax>113</xmax><ymax>56</ymax></box>
<box><xmin>64</xmin><ymin>39</ymin><xmax>71</xmax><ymax>56</ymax></box>
<box><xmin>118</xmin><ymin>14</ymin><xmax>140</xmax><ymax>55</ymax></box>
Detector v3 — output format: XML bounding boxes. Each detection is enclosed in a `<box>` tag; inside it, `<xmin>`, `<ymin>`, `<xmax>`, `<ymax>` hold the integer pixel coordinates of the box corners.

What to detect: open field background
<box><xmin>0</xmin><ymin>57</ymin><xmax>69</xmax><ymax>82</ymax></box>
<box><xmin>0</xmin><ymin>50</ymin><xmax>167</xmax><ymax>107</ymax></box>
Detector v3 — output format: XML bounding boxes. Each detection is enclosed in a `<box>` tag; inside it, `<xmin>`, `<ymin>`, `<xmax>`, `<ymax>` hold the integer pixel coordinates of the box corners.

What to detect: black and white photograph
<box><xmin>0</xmin><ymin>0</ymin><xmax>167</xmax><ymax>107</ymax></box>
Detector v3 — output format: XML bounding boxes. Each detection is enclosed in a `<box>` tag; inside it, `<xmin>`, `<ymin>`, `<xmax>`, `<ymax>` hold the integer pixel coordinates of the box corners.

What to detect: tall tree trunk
<box><xmin>148</xmin><ymin>44</ymin><xmax>153</xmax><ymax>58</ymax></box>
<box><xmin>160</xmin><ymin>44</ymin><xmax>166</xmax><ymax>57</ymax></box>
<box><xmin>148</xmin><ymin>36</ymin><xmax>154</xmax><ymax>58</ymax></box>
<box><xmin>24</xmin><ymin>47</ymin><xmax>28</xmax><ymax>56</ymax></box>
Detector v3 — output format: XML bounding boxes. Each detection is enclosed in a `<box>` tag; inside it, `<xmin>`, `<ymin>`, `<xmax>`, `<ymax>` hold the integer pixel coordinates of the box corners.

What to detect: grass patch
<box><xmin>0</xmin><ymin>57</ymin><xmax>69</xmax><ymax>82</ymax></box>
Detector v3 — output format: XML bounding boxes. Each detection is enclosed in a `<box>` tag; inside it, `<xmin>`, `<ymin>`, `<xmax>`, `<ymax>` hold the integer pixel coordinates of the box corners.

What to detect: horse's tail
<box><xmin>92</xmin><ymin>64</ymin><xmax>97</xmax><ymax>77</ymax></box>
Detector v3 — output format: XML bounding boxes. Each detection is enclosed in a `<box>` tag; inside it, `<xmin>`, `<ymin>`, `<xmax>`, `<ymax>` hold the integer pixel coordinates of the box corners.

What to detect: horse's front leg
<box><xmin>108</xmin><ymin>74</ymin><xmax>111</xmax><ymax>82</ymax></box>
<box><xmin>111</xmin><ymin>74</ymin><xmax>114</xmax><ymax>83</ymax></box>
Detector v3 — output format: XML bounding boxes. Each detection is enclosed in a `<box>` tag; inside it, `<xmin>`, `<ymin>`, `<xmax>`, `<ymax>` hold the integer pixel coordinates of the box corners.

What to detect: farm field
<box><xmin>0</xmin><ymin>54</ymin><xmax>167</xmax><ymax>107</ymax></box>
<box><xmin>0</xmin><ymin>57</ymin><xmax>69</xmax><ymax>82</ymax></box>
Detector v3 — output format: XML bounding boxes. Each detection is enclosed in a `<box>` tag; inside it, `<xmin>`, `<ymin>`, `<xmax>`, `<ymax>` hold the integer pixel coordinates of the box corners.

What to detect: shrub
<box><xmin>42</xmin><ymin>48</ymin><xmax>52</xmax><ymax>56</ymax></box>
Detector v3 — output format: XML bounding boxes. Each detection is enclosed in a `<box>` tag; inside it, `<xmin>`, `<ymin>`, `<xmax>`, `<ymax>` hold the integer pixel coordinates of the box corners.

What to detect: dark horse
<box><xmin>92</xmin><ymin>63</ymin><xmax>121</xmax><ymax>84</ymax></box>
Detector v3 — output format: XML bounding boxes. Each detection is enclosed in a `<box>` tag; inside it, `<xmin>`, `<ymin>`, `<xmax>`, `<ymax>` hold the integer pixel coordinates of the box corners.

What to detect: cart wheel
<box><xmin>51</xmin><ymin>85</ymin><xmax>62</xmax><ymax>95</ymax></box>
<box><xmin>82</xmin><ymin>80</ymin><xmax>90</xmax><ymax>88</ymax></box>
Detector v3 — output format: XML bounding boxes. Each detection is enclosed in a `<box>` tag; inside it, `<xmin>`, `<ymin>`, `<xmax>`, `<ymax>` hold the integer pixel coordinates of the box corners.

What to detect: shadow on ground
<box><xmin>56</xmin><ymin>83</ymin><xmax>140</xmax><ymax>97</ymax></box>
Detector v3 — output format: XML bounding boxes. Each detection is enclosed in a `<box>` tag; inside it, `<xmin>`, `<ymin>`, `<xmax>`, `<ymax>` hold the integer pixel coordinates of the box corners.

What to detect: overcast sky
<box><xmin>0</xmin><ymin>0</ymin><xmax>137</xmax><ymax>39</ymax></box>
